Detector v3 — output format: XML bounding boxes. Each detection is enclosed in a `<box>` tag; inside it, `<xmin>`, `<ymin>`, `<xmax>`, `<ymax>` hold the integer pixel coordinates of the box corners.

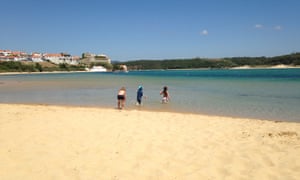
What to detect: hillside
<box><xmin>116</xmin><ymin>53</ymin><xmax>300</xmax><ymax>70</ymax></box>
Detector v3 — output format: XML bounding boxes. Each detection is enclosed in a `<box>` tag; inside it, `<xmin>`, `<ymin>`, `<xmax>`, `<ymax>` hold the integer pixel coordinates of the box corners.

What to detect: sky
<box><xmin>1</xmin><ymin>0</ymin><xmax>300</xmax><ymax>61</ymax></box>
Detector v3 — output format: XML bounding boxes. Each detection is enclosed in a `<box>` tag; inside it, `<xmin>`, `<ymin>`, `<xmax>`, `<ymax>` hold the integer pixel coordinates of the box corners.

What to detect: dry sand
<box><xmin>0</xmin><ymin>104</ymin><xmax>300</xmax><ymax>180</ymax></box>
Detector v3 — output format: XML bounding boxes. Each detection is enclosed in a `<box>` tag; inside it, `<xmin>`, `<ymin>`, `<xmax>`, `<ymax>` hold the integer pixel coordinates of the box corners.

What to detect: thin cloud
<box><xmin>274</xmin><ymin>25</ymin><xmax>282</xmax><ymax>30</ymax></box>
<box><xmin>254</xmin><ymin>24</ymin><xmax>283</xmax><ymax>31</ymax></box>
<box><xmin>254</xmin><ymin>24</ymin><xmax>263</xmax><ymax>29</ymax></box>
<box><xmin>201</xmin><ymin>29</ymin><xmax>208</xmax><ymax>35</ymax></box>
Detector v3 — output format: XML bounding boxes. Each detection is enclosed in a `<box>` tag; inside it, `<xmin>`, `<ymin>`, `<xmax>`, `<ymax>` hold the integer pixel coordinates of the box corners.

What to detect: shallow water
<box><xmin>1</xmin><ymin>69</ymin><xmax>300</xmax><ymax>122</ymax></box>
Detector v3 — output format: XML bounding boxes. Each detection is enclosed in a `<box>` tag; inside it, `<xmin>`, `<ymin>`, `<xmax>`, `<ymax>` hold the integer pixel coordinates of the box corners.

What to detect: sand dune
<box><xmin>0</xmin><ymin>104</ymin><xmax>299</xmax><ymax>179</ymax></box>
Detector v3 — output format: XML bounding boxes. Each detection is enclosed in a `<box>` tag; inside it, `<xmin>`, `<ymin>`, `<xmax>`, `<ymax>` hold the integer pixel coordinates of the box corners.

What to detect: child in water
<box><xmin>117</xmin><ymin>87</ymin><xmax>126</xmax><ymax>109</ymax></box>
<box><xmin>160</xmin><ymin>86</ymin><xmax>170</xmax><ymax>103</ymax></box>
<box><xmin>136</xmin><ymin>85</ymin><xmax>144</xmax><ymax>106</ymax></box>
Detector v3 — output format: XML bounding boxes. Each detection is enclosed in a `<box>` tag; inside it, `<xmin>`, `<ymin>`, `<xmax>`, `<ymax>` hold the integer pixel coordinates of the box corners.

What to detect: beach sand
<box><xmin>0</xmin><ymin>104</ymin><xmax>300</xmax><ymax>179</ymax></box>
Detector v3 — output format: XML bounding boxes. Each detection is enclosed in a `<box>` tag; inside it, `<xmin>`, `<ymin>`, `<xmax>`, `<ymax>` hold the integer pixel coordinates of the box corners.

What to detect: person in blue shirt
<box><xmin>136</xmin><ymin>85</ymin><xmax>144</xmax><ymax>105</ymax></box>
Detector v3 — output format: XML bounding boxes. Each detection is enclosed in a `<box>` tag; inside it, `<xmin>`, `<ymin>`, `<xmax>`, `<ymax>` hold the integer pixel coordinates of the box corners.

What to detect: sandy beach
<box><xmin>0</xmin><ymin>104</ymin><xmax>299</xmax><ymax>179</ymax></box>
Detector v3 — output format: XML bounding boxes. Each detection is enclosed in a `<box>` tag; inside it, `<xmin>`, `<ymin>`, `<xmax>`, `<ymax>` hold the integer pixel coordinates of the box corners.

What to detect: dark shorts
<box><xmin>117</xmin><ymin>95</ymin><xmax>125</xmax><ymax>100</ymax></box>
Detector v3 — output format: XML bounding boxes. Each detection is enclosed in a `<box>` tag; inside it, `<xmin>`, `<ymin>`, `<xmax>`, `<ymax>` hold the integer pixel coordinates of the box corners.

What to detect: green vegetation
<box><xmin>115</xmin><ymin>53</ymin><xmax>300</xmax><ymax>70</ymax></box>
<box><xmin>0</xmin><ymin>61</ymin><xmax>37</xmax><ymax>72</ymax></box>
<box><xmin>1</xmin><ymin>53</ymin><xmax>299</xmax><ymax>73</ymax></box>
<box><xmin>0</xmin><ymin>61</ymin><xmax>86</xmax><ymax>73</ymax></box>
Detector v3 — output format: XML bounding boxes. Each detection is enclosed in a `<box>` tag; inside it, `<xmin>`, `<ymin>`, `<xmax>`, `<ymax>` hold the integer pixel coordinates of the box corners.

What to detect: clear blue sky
<box><xmin>1</xmin><ymin>0</ymin><xmax>300</xmax><ymax>61</ymax></box>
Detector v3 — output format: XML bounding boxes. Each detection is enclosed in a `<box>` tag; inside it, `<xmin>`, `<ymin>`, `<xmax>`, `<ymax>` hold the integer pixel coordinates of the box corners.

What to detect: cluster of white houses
<box><xmin>0</xmin><ymin>50</ymin><xmax>111</xmax><ymax>65</ymax></box>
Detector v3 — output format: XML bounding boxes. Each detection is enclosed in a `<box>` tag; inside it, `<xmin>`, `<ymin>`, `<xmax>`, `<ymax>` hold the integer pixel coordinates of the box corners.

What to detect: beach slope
<box><xmin>0</xmin><ymin>104</ymin><xmax>299</xmax><ymax>179</ymax></box>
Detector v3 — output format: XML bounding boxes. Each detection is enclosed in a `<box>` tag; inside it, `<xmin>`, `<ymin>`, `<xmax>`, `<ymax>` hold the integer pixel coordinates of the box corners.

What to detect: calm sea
<box><xmin>1</xmin><ymin>69</ymin><xmax>300</xmax><ymax>122</ymax></box>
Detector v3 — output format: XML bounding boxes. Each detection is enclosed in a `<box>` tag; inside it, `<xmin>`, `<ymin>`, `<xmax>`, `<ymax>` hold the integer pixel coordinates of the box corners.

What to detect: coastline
<box><xmin>1</xmin><ymin>103</ymin><xmax>300</xmax><ymax>179</ymax></box>
<box><xmin>230</xmin><ymin>64</ymin><xmax>300</xmax><ymax>69</ymax></box>
<box><xmin>0</xmin><ymin>70</ymin><xmax>88</xmax><ymax>76</ymax></box>
<box><xmin>1</xmin><ymin>64</ymin><xmax>300</xmax><ymax>75</ymax></box>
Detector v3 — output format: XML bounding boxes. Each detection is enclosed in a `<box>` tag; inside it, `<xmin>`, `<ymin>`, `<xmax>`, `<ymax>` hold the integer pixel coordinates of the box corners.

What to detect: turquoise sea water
<box><xmin>1</xmin><ymin>69</ymin><xmax>300</xmax><ymax>122</ymax></box>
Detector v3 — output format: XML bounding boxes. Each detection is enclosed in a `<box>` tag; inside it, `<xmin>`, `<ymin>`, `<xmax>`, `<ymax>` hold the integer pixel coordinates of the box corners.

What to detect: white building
<box><xmin>43</xmin><ymin>53</ymin><xmax>79</xmax><ymax>65</ymax></box>
<box><xmin>30</xmin><ymin>53</ymin><xmax>43</xmax><ymax>62</ymax></box>
<box><xmin>0</xmin><ymin>50</ymin><xmax>12</xmax><ymax>57</ymax></box>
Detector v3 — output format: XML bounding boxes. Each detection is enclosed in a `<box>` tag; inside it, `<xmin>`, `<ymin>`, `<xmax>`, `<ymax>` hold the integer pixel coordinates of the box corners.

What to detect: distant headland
<box><xmin>1</xmin><ymin>49</ymin><xmax>300</xmax><ymax>73</ymax></box>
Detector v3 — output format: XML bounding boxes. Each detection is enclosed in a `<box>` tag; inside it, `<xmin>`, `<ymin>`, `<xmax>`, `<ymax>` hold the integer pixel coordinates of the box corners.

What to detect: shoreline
<box><xmin>1</xmin><ymin>64</ymin><xmax>300</xmax><ymax>75</ymax></box>
<box><xmin>1</xmin><ymin>103</ymin><xmax>300</xmax><ymax>179</ymax></box>
<box><xmin>0</xmin><ymin>70</ymin><xmax>88</xmax><ymax>76</ymax></box>
<box><xmin>230</xmin><ymin>64</ymin><xmax>300</xmax><ymax>69</ymax></box>
<box><xmin>1</xmin><ymin>102</ymin><xmax>294</xmax><ymax>123</ymax></box>
<box><xmin>0</xmin><ymin>103</ymin><xmax>292</xmax><ymax>123</ymax></box>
